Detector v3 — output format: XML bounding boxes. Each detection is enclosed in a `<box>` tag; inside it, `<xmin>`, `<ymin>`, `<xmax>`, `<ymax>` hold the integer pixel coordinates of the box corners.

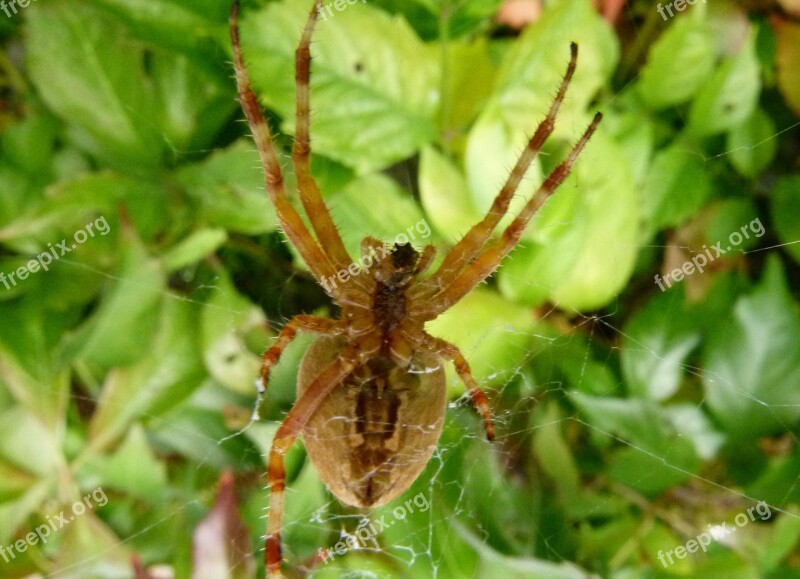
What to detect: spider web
<box><xmin>37</xmin><ymin>135</ymin><xmax>800</xmax><ymax>579</ymax></box>
<box><xmin>9</xmin><ymin>2</ymin><xmax>800</xmax><ymax>579</ymax></box>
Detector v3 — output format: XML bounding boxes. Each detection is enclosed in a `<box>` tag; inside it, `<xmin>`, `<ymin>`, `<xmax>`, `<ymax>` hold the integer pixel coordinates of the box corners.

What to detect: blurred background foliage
<box><xmin>0</xmin><ymin>0</ymin><xmax>799</xmax><ymax>577</ymax></box>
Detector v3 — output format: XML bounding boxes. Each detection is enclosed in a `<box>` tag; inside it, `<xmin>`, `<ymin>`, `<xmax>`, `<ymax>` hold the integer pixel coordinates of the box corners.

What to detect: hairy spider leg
<box><xmin>294</xmin><ymin>1</ymin><xmax>364</xmax><ymax>278</ymax></box>
<box><xmin>230</xmin><ymin>1</ymin><xmax>361</xmax><ymax>302</ymax></box>
<box><xmin>265</xmin><ymin>341</ymin><xmax>374</xmax><ymax>577</ymax></box>
<box><xmin>417</xmin><ymin>335</ymin><xmax>495</xmax><ymax>441</ymax></box>
<box><xmin>256</xmin><ymin>315</ymin><xmax>344</xmax><ymax>401</ymax></box>
<box><xmin>412</xmin><ymin>43</ymin><xmax>581</xmax><ymax>298</ymax></box>
<box><xmin>418</xmin><ymin>112</ymin><xmax>603</xmax><ymax>317</ymax></box>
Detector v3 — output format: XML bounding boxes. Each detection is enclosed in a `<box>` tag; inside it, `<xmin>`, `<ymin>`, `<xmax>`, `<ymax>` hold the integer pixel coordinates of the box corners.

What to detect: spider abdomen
<box><xmin>298</xmin><ymin>336</ymin><xmax>446</xmax><ymax>508</ymax></box>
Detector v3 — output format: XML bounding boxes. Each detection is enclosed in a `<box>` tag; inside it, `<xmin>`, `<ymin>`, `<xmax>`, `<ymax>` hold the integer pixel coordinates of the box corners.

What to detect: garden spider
<box><xmin>230</xmin><ymin>1</ymin><xmax>601</xmax><ymax>576</ymax></box>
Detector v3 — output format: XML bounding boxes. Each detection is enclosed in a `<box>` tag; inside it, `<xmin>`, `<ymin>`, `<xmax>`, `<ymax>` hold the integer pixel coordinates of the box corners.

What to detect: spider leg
<box><xmin>355</xmin><ymin>236</ymin><xmax>393</xmax><ymax>280</ymax></box>
<box><xmin>415</xmin><ymin>112</ymin><xmax>602</xmax><ymax>318</ymax></box>
<box><xmin>231</xmin><ymin>2</ymin><xmax>352</xmax><ymax>299</ymax></box>
<box><xmin>257</xmin><ymin>315</ymin><xmax>344</xmax><ymax>399</ymax></box>
<box><xmin>415</xmin><ymin>245</ymin><xmax>437</xmax><ymax>274</ymax></box>
<box><xmin>412</xmin><ymin>43</ymin><xmax>580</xmax><ymax>299</ymax></box>
<box><xmin>424</xmin><ymin>335</ymin><xmax>494</xmax><ymax>441</ymax></box>
<box><xmin>293</xmin><ymin>1</ymin><xmax>354</xmax><ymax>272</ymax></box>
<box><xmin>361</xmin><ymin>236</ymin><xmax>391</xmax><ymax>257</ymax></box>
<box><xmin>264</xmin><ymin>344</ymin><xmax>362</xmax><ymax>577</ymax></box>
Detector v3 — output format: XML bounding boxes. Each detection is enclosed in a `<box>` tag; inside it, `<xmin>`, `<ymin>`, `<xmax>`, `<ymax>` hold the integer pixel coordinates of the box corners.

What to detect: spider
<box><xmin>230</xmin><ymin>1</ymin><xmax>601</xmax><ymax>576</ymax></box>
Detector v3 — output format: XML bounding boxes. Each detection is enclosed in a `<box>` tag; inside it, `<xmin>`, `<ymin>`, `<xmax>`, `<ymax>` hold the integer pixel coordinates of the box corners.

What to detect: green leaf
<box><xmin>151</xmin><ymin>400</ymin><xmax>262</xmax><ymax>470</ymax></box>
<box><xmin>637</xmin><ymin>12</ymin><xmax>715</xmax><ymax>110</ymax></box>
<box><xmin>91</xmin><ymin>0</ymin><xmax>229</xmax><ymax>69</ymax></box>
<box><xmin>534</xmin><ymin>402</ymin><xmax>580</xmax><ymax>500</ymax></box>
<box><xmin>702</xmin><ymin>257</ymin><xmax>800</xmax><ymax>438</ymax></box>
<box><xmin>688</xmin><ymin>30</ymin><xmax>760</xmax><ymax>136</ymax></box>
<box><xmin>80</xmin><ymin>424</ymin><xmax>167</xmax><ymax>500</ymax></box>
<box><xmin>26</xmin><ymin>0</ymin><xmax>232</xmax><ymax>172</ymax></box>
<box><xmin>529</xmin><ymin>324</ymin><xmax>618</xmax><ymax>397</ymax></box>
<box><xmin>87</xmin><ymin>300</ymin><xmax>206</xmax><ymax>453</ymax></box>
<box><xmin>705</xmin><ymin>199</ymin><xmax>764</xmax><ymax>254</ymax></box>
<box><xmin>746</xmin><ymin>454</ymin><xmax>800</xmax><ymax>507</ymax></box>
<box><xmin>621</xmin><ymin>288</ymin><xmax>701</xmax><ymax>400</ymax></box>
<box><xmin>52</xmin><ymin>510</ymin><xmax>131</xmax><ymax>577</ymax></box>
<box><xmin>460</xmin><ymin>519</ymin><xmax>596</xmax><ymax>579</ymax></box>
<box><xmin>201</xmin><ymin>270</ymin><xmax>263</xmax><ymax>395</ymax></box>
<box><xmin>570</xmin><ymin>393</ymin><xmax>699</xmax><ymax>494</ymax></box>
<box><xmin>756</xmin><ymin>505</ymin><xmax>800</xmax><ymax>573</ymax></box>
<box><xmin>241</xmin><ymin>0</ymin><xmax>438</xmax><ymax>171</ymax></box>
<box><xmin>162</xmin><ymin>228</ymin><xmax>228</xmax><ymax>272</ymax></box>
<box><xmin>607</xmin><ymin>439</ymin><xmax>698</xmax><ymax>495</ymax></box>
<box><xmin>664</xmin><ymin>404</ymin><xmax>725</xmax><ymax>460</ymax></box>
<box><xmin>326</xmin><ymin>173</ymin><xmax>435</xmax><ymax>258</ymax></box>
<box><xmin>147</xmin><ymin>51</ymin><xmax>236</xmax><ymax>157</ymax></box>
<box><xmin>498</xmin><ymin>132</ymin><xmax>639</xmax><ymax>310</ymax></box>
<box><xmin>438</xmin><ymin>38</ymin><xmax>496</xmax><ymax>139</ymax></box>
<box><xmin>769</xmin><ymin>175</ymin><xmax>800</xmax><ymax>264</ymax></box>
<box><xmin>1</xmin><ymin>114</ymin><xmax>59</xmax><ymax>178</ymax></box>
<box><xmin>427</xmin><ymin>287</ymin><xmax>536</xmax><ymax>390</ymax></box>
<box><xmin>601</xmin><ymin>103</ymin><xmax>656</xmax><ymax>187</ymax></box>
<box><xmin>466</xmin><ymin>0</ymin><xmax>617</xmax><ymax>212</ymax></box>
<box><xmin>0</xmin><ymin>300</ymin><xmax>70</xmax><ymax>426</ymax></box>
<box><xmin>0</xmin><ymin>164</ymin><xmax>41</xmax><ymax>231</ymax></box>
<box><xmin>418</xmin><ymin>146</ymin><xmax>482</xmax><ymax>244</ymax></box>
<box><xmin>406</xmin><ymin>0</ymin><xmax>506</xmax><ymax>38</ymax></box>
<box><xmin>177</xmin><ymin>141</ymin><xmax>277</xmax><ymax>235</ymax></box>
<box><xmin>726</xmin><ymin>107</ymin><xmax>777</xmax><ymax>178</ymax></box>
<box><xmin>64</xmin><ymin>231</ymin><xmax>164</xmax><ymax>367</ymax></box>
<box><xmin>26</xmin><ymin>1</ymin><xmax>163</xmax><ymax>170</ymax></box>
<box><xmin>571</xmin><ymin>393</ymin><xmax>677</xmax><ymax>455</ymax></box>
<box><xmin>0</xmin><ymin>480</ymin><xmax>52</xmax><ymax>547</ymax></box>
<box><xmin>0</xmin><ymin>407</ymin><xmax>61</xmax><ymax>479</ymax></box>
<box><xmin>640</xmin><ymin>144</ymin><xmax>713</xmax><ymax>239</ymax></box>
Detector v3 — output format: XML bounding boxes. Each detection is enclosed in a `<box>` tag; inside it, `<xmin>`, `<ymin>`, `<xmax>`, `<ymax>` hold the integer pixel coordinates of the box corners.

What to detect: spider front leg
<box><xmin>425</xmin><ymin>335</ymin><xmax>495</xmax><ymax>441</ymax></box>
<box><xmin>293</xmin><ymin>0</ymin><xmax>354</xmax><ymax>273</ymax></box>
<box><xmin>413</xmin><ymin>43</ymin><xmax>581</xmax><ymax>299</ymax></box>
<box><xmin>264</xmin><ymin>344</ymin><xmax>362</xmax><ymax>578</ymax></box>
<box><xmin>231</xmin><ymin>2</ymin><xmax>357</xmax><ymax>300</ymax></box>
<box><xmin>257</xmin><ymin>315</ymin><xmax>343</xmax><ymax>395</ymax></box>
<box><xmin>417</xmin><ymin>111</ymin><xmax>602</xmax><ymax>318</ymax></box>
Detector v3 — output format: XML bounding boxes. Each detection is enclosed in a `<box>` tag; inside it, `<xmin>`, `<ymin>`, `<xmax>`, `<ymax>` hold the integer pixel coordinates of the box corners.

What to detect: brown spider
<box><xmin>230</xmin><ymin>1</ymin><xmax>601</xmax><ymax>576</ymax></box>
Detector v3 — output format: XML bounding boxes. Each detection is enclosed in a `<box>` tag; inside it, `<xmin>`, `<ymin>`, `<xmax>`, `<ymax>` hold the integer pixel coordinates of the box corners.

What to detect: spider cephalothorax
<box><xmin>372</xmin><ymin>243</ymin><xmax>427</xmax><ymax>329</ymax></box>
<box><xmin>230</xmin><ymin>1</ymin><xmax>601</xmax><ymax>576</ymax></box>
